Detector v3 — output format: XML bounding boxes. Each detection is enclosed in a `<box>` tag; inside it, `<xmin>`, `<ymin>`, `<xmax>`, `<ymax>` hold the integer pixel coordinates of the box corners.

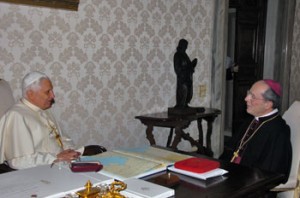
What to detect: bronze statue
<box><xmin>174</xmin><ymin>39</ymin><xmax>197</xmax><ymax>108</ymax></box>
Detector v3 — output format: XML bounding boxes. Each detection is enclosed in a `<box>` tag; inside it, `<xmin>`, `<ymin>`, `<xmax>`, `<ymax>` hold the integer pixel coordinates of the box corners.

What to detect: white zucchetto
<box><xmin>22</xmin><ymin>71</ymin><xmax>48</xmax><ymax>89</ymax></box>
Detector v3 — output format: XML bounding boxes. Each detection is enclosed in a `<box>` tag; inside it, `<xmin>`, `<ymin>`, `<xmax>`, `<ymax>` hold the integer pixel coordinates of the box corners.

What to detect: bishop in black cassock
<box><xmin>221</xmin><ymin>113</ymin><xmax>292</xmax><ymax>183</ymax></box>
<box><xmin>220</xmin><ymin>79</ymin><xmax>292</xmax><ymax>186</ymax></box>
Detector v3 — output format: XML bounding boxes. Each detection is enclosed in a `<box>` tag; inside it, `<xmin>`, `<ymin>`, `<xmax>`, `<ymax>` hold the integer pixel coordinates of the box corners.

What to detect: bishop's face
<box><xmin>244</xmin><ymin>81</ymin><xmax>273</xmax><ymax>117</ymax></box>
<box><xmin>29</xmin><ymin>78</ymin><xmax>55</xmax><ymax>110</ymax></box>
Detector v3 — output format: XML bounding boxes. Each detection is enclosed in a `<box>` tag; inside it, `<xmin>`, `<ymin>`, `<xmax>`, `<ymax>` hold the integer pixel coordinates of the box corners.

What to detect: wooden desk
<box><xmin>144</xmin><ymin>160</ymin><xmax>284</xmax><ymax>198</ymax></box>
<box><xmin>135</xmin><ymin>108</ymin><xmax>221</xmax><ymax>157</ymax></box>
<box><xmin>0</xmin><ymin>147</ymin><xmax>285</xmax><ymax>197</ymax></box>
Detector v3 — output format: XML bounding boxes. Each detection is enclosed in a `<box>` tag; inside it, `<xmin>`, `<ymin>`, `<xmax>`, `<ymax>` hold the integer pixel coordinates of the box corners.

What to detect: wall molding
<box><xmin>0</xmin><ymin>0</ymin><xmax>79</xmax><ymax>11</ymax></box>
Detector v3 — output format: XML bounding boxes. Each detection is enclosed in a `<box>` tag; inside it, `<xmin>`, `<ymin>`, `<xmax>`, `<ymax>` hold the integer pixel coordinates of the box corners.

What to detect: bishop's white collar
<box><xmin>255</xmin><ymin>109</ymin><xmax>278</xmax><ymax>120</ymax></box>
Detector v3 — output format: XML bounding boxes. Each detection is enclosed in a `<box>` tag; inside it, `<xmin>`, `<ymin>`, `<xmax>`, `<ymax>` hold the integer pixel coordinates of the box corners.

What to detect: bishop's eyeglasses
<box><xmin>246</xmin><ymin>90</ymin><xmax>265</xmax><ymax>101</ymax></box>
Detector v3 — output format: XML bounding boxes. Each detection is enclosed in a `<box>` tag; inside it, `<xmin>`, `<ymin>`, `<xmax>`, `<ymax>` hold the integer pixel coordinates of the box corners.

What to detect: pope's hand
<box><xmin>56</xmin><ymin>149</ymin><xmax>81</xmax><ymax>163</ymax></box>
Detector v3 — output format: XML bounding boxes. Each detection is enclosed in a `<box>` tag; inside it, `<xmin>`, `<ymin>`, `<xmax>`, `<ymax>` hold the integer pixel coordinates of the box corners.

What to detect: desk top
<box><xmin>0</xmin><ymin>147</ymin><xmax>284</xmax><ymax>198</ymax></box>
<box><xmin>144</xmin><ymin>156</ymin><xmax>284</xmax><ymax>198</ymax></box>
<box><xmin>135</xmin><ymin>107</ymin><xmax>221</xmax><ymax>121</ymax></box>
<box><xmin>0</xmin><ymin>164</ymin><xmax>112</xmax><ymax>198</ymax></box>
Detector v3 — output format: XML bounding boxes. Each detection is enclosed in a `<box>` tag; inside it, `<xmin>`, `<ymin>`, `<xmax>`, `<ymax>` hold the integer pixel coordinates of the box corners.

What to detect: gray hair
<box><xmin>22</xmin><ymin>71</ymin><xmax>49</xmax><ymax>98</ymax></box>
<box><xmin>262</xmin><ymin>88</ymin><xmax>281</xmax><ymax>109</ymax></box>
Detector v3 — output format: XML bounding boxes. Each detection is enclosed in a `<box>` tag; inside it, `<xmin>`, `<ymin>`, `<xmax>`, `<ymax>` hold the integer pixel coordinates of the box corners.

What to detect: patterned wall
<box><xmin>290</xmin><ymin>0</ymin><xmax>300</xmax><ymax>103</ymax></box>
<box><xmin>0</xmin><ymin>1</ymin><xmax>216</xmax><ymax>153</ymax></box>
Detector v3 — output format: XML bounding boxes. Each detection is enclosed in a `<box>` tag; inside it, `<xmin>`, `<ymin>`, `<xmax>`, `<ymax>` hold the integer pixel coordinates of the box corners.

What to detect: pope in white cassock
<box><xmin>0</xmin><ymin>71</ymin><xmax>85</xmax><ymax>169</ymax></box>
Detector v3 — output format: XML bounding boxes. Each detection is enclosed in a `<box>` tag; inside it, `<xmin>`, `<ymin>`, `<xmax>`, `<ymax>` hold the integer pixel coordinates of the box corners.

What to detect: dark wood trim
<box><xmin>229</xmin><ymin>0</ymin><xmax>238</xmax><ymax>8</ymax></box>
<box><xmin>0</xmin><ymin>0</ymin><xmax>79</xmax><ymax>11</ymax></box>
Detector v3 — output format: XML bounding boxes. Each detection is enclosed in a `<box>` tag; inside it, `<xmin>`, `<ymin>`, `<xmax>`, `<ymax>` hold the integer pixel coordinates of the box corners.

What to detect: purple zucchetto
<box><xmin>263</xmin><ymin>79</ymin><xmax>282</xmax><ymax>96</ymax></box>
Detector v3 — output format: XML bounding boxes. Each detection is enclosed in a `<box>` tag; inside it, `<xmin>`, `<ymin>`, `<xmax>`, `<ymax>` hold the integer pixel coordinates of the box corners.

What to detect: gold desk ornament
<box><xmin>76</xmin><ymin>180</ymin><xmax>127</xmax><ymax>198</ymax></box>
<box><xmin>100</xmin><ymin>181</ymin><xmax>127</xmax><ymax>198</ymax></box>
<box><xmin>76</xmin><ymin>180</ymin><xmax>101</xmax><ymax>198</ymax></box>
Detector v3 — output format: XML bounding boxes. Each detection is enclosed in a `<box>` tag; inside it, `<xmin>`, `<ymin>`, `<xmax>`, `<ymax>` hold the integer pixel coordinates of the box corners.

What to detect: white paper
<box><xmin>0</xmin><ymin>164</ymin><xmax>112</xmax><ymax>197</ymax></box>
<box><xmin>123</xmin><ymin>178</ymin><xmax>175</xmax><ymax>198</ymax></box>
<box><xmin>168</xmin><ymin>166</ymin><xmax>228</xmax><ymax>180</ymax></box>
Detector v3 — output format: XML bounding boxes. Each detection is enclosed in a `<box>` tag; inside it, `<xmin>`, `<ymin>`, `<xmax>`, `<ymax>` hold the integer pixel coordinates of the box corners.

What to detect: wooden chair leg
<box><xmin>166</xmin><ymin>128</ymin><xmax>174</xmax><ymax>147</ymax></box>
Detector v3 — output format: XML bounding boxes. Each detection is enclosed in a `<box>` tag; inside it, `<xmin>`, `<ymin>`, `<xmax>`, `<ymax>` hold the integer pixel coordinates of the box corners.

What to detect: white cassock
<box><xmin>0</xmin><ymin>98</ymin><xmax>83</xmax><ymax>169</ymax></box>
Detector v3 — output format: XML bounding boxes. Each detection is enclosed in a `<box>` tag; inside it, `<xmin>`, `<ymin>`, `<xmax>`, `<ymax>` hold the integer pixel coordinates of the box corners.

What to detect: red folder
<box><xmin>174</xmin><ymin>157</ymin><xmax>220</xmax><ymax>173</ymax></box>
<box><xmin>70</xmin><ymin>162</ymin><xmax>103</xmax><ymax>172</ymax></box>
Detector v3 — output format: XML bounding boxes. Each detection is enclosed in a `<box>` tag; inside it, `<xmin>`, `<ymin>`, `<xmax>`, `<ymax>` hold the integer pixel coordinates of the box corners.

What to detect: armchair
<box><xmin>0</xmin><ymin>79</ymin><xmax>16</xmax><ymax>173</ymax></box>
<box><xmin>274</xmin><ymin>101</ymin><xmax>300</xmax><ymax>198</ymax></box>
<box><xmin>0</xmin><ymin>79</ymin><xmax>15</xmax><ymax>118</ymax></box>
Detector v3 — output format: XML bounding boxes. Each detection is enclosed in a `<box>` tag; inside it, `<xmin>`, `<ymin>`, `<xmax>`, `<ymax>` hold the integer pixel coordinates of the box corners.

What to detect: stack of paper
<box><xmin>167</xmin><ymin>157</ymin><xmax>228</xmax><ymax>180</ymax></box>
<box><xmin>168</xmin><ymin>166</ymin><xmax>228</xmax><ymax>180</ymax></box>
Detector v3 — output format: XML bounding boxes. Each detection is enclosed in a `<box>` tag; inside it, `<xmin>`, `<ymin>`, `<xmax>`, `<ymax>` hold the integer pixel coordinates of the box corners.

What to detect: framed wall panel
<box><xmin>0</xmin><ymin>0</ymin><xmax>79</xmax><ymax>11</ymax></box>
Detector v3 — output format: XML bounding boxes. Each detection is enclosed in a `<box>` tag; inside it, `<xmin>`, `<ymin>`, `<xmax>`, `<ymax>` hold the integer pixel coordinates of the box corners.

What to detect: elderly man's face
<box><xmin>30</xmin><ymin>79</ymin><xmax>55</xmax><ymax>110</ymax></box>
<box><xmin>244</xmin><ymin>81</ymin><xmax>272</xmax><ymax>117</ymax></box>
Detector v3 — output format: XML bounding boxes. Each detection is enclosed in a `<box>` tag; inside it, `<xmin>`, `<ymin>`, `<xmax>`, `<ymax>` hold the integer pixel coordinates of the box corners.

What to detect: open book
<box><xmin>79</xmin><ymin>146</ymin><xmax>191</xmax><ymax>180</ymax></box>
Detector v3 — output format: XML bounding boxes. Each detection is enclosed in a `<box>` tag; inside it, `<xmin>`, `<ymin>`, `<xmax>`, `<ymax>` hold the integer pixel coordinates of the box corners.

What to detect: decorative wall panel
<box><xmin>0</xmin><ymin>0</ymin><xmax>79</xmax><ymax>10</ymax></box>
<box><xmin>290</xmin><ymin>0</ymin><xmax>300</xmax><ymax>103</ymax></box>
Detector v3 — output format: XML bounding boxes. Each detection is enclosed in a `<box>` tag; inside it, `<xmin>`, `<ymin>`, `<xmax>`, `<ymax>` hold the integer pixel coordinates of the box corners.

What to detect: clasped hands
<box><xmin>51</xmin><ymin>149</ymin><xmax>81</xmax><ymax>167</ymax></box>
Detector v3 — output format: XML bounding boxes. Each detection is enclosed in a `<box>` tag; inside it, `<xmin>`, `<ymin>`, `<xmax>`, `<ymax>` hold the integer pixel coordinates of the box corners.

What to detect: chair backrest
<box><xmin>276</xmin><ymin>101</ymin><xmax>300</xmax><ymax>189</ymax></box>
<box><xmin>0</xmin><ymin>79</ymin><xmax>15</xmax><ymax>119</ymax></box>
<box><xmin>0</xmin><ymin>79</ymin><xmax>15</xmax><ymax>171</ymax></box>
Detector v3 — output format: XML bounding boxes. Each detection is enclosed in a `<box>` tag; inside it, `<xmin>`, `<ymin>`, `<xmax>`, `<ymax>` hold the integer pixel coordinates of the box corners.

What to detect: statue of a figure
<box><xmin>174</xmin><ymin>39</ymin><xmax>197</xmax><ymax>108</ymax></box>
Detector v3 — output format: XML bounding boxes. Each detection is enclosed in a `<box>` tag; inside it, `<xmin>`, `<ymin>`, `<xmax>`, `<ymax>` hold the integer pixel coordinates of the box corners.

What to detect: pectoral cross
<box><xmin>41</xmin><ymin>111</ymin><xmax>64</xmax><ymax>150</ymax></box>
<box><xmin>49</xmin><ymin>124</ymin><xmax>64</xmax><ymax>150</ymax></box>
<box><xmin>230</xmin><ymin>149</ymin><xmax>240</xmax><ymax>163</ymax></box>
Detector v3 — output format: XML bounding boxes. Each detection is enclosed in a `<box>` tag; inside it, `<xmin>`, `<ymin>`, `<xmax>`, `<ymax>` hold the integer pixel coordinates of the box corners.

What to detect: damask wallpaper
<box><xmin>0</xmin><ymin>1</ymin><xmax>216</xmax><ymax>154</ymax></box>
<box><xmin>290</xmin><ymin>0</ymin><xmax>300</xmax><ymax>103</ymax></box>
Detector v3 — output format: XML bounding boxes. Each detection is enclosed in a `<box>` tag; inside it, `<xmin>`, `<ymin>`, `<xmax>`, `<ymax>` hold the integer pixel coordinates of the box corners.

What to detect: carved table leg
<box><xmin>196</xmin><ymin>118</ymin><xmax>205</xmax><ymax>154</ymax></box>
<box><xmin>145</xmin><ymin>125</ymin><xmax>155</xmax><ymax>145</ymax></box>
<box><xmin>181</xmin><ymin>131</ymin><xmax>202</xmax><ymax>149</ymax></box>
<box><xmin>171</xmin><ymin>127</ymin><xmax>182</xmax><ymax>150</ymax></box>
<box><xmin>166</xmin><ymin>128</ymin><xmax>174</xmax><ymax>147</ymax></box>
<box><xmin>204</xmin><ymin>116</ymin><xmax>216</xmax><ymax>157</ymax></box>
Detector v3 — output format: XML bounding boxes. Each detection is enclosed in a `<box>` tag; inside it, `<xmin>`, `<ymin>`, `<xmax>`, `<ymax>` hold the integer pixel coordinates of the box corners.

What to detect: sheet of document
<box><xmin>124</xmin><ymin>178</ymin><xmax>175</xmax><ymax>198</ymax></box>
<box><xmin>0</xmin><ymin>164</ymin><xmax>112</xmax><ymax>198</ymax></box>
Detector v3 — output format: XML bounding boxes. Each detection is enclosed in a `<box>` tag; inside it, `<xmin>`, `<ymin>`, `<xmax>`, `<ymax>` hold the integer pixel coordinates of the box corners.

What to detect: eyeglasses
<box><xmin>246</xmin><ymin>90</ymin><xmax>265</xmax><ymax>101</ymax></box>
